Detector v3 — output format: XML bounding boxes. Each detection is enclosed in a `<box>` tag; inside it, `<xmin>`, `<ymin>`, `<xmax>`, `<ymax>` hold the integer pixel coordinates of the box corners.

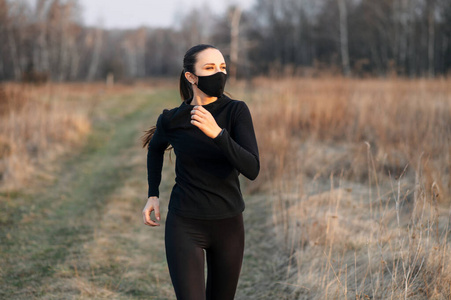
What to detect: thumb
<box><xmin>155</xmin><ymin>204</ymin><xmax>160</xmax><ymax>221</ymax></box>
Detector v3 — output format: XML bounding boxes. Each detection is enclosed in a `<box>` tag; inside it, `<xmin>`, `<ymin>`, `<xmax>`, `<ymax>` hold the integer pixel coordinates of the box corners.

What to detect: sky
<box><xmin>77</xmin><ymin>0</ymin><xmax>256</xmax><ymax>29</ymax></box>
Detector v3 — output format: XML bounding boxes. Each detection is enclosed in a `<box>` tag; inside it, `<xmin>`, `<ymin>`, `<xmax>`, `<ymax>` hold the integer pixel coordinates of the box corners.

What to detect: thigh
<box><xmin>205</xmin><ymin>213</ymin><xmax>245</xmax><ymax>300</ymax></box>
<box><xmin>165</xmin><ymin>210</ymin><xmax>207</xmax><ymax>300</ymax></box>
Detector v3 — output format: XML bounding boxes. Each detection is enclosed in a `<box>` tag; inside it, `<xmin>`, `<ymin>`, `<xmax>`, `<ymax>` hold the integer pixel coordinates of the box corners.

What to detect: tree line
<box><xmin>0</xmin><ymin>0</ymin><xmax>450</xmax><ymax>82</ymax></box>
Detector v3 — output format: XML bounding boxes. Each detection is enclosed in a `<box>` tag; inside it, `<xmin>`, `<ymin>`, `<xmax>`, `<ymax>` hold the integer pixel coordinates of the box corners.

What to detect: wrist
<box><xmin>213</xmin><ymin>127</ymin><xmax>224</xmax><ymax>139</ymax></box>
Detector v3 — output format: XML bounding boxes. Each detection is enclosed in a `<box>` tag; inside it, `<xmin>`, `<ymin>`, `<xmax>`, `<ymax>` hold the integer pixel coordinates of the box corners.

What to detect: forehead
<box><xmin>195</xmin><ymin>48</ymin><xmax>225</xmax><ymax>65</ymax></box>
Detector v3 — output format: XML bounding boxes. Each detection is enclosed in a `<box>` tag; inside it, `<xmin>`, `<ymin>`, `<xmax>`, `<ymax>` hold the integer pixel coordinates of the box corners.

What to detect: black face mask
<box><xmin>194</xmin><ymin>71</ymin><xmax>227</xmax><ymax>97</ymax></box>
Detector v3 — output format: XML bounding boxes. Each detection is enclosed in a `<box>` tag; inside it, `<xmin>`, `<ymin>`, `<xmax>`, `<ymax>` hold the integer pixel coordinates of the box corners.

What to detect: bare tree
<box><xmin>120</xmin><ymin>27</ymin><xmax>147</xmax><ymax>78</ymax></box>
<box><xmin>2</xmin><ymin>0</ymin><xmax>25</xmax><ymax>80</ymax></box>
<box><xmin>229</xmin><ymin>6</ymin><xmax>241</xmax><ymax>82</ymax></box>
<box><xmin>34</xmin><ymin>0</ymin><xmax>50</xmax><ymax>74</ymax></box>
<box><xmin>0</xmin><ymin>0</ymin><xmax>8</xmax><ymax>78</ymax></box>
<box><xmin>0</xmin><ymin>0</ymin><xmax>450</xmax><ymax>81</ymax></box>
<box><xmin>85</xmin><ymin>27</ymin><xmax>103</xmax><ymax>80</ymax></box>
<box><xmin>338</xmin><ymin>0</ymin><xmax>351</xmax><ymax>76</ymax></box>
<box><xmin>427</xmin><ymin>0</ymin><xmax>435</xmax><ymax>77</ymax></box>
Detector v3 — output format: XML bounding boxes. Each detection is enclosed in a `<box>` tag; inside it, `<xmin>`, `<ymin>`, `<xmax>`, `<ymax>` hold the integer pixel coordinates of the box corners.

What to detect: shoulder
<box><xmin>159</xmin><ymin>100</ymin><xmax>187</xmax><ymax>121</ymax></box>
<box><xmin>221</xmin><ymin>96</ymin><xmax>253</xmax><ymax>127</ymax></box>
<box><xmin>226</xmin><ymin>97</ymin><xmax>252</xmax><ymax>119</ymax></box>
<box><xmin>223</xmin><ymin>95</ymin><xmax>250</xmax><ymax>113</ymax></box>
<box><xmin>156</xmin><ymin>104</ymin><xmax>179</xmax><ymax>129</ymax></box>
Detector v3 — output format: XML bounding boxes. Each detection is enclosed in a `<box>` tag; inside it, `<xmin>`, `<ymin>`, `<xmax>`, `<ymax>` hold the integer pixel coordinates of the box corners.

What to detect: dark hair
<box><xmin>141</xmin><ymin>44</ymin><xmax>217</xmax><ymax>149</ymax></box>
<box><xmin>179</xmin><ymin>44</ymin><xmax>217</xmax><ymax>101</ymax></box>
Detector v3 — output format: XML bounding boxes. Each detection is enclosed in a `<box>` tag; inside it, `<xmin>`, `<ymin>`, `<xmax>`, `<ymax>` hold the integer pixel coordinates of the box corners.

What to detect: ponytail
<box><xmin>141</xmin><ymin>126</ymin><xmax>156</xmax><ymax>149</ymax></box>
<box><xmin>141</xmin><ymin>71</ymin><xmax>189</xmax><ymax>148</ymax></box>
<box><xmin>141</xmin><ymin>124</ymin><xmax>173</xmax><ymax>151</ymax></box>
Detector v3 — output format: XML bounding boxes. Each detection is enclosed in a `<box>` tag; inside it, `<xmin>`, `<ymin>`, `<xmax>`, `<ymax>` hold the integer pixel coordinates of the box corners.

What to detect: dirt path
<box><xmin>0</xmin><ymin>88</ymin><xmax>291</xmax><ymax>299</ymax></box>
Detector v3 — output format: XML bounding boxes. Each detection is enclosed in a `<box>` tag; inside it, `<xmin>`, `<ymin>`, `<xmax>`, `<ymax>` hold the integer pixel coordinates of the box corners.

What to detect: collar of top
<box><xmin>182</xmin><ymin>94</ymin><xmax>229</xmax><ymax>110</ymax></box>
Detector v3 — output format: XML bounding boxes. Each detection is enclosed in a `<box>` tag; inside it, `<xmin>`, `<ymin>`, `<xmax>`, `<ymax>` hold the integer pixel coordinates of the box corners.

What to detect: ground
<box><xmin>0</xmin><ymin>87</ymin><xmax>292</xmax><ymax>299</ymax></box>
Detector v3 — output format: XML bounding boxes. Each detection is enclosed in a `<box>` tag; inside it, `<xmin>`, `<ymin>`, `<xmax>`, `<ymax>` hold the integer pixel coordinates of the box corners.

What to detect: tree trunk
<box><xmin>399</xmin><ymin>0</ymin><xmax>409</xmax><ymax>75</ymax></box>
<box><xmin>6</xmin><ymin>24</ymin><xmax>21</xmax><ymax>80</ymax></box>
<box><xmin>36</xmin><ymin>0</ymin><xmax>50</xmax><ymax>72</ymax></box>
<box><xmin>229</xmin><ymin>6</ymin><xmax>241</xmax><ymax>82</ymax></box>
<box><xmin>86</xmin><ymin>28</ymin><xmax>102</xmax><ymax>81</ymax></box>
<box><xmin>337</xmin><ymin>0</ymin><xmax>351</xmax><ymax>77</ymax></box>
<box><xmin>427</xmin><ymin>0</ymin><xmax>435</xmax><ymax>77</ymax></box>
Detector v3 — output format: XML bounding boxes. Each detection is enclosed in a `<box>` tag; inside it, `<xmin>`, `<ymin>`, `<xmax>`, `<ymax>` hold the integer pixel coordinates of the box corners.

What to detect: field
<box><xmin>247</xmin><ymin>77</ymin><xmax>451</xmax><ymax>299</ymax></box>
<box><xmin>0</xmin><ymin>76</ymin><xmax>450</xmax><ymax>299</ymax></box>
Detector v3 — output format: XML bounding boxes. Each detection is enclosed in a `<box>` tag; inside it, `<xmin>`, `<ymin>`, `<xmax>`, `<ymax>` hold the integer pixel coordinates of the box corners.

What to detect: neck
<box><xmin>190</xmin><ymin>88</ymin><xmax>217</xmax><ymax>106</ymax></box>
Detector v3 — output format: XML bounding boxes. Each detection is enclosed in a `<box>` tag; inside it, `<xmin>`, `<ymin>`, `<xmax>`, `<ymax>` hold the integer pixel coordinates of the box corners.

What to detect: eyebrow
<box><xmin>203</xmin><ymin>62</ymin><xmax>226</xmax><ymax>66</ymax></box>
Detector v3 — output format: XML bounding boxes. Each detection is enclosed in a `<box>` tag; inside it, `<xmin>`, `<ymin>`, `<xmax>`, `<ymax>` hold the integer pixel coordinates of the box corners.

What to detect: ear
<box><xmin>184</xmin><ymin>72</ymin><xmax>197</xmax><ymax>85</ymax></box>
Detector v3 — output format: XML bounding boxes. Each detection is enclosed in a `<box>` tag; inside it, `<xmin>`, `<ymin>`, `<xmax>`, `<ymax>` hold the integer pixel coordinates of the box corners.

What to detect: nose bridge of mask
<box><xmin>194</xmin><ymin>71</ymin><xmax>227</xmax><ymax>87</ymax></box>
<box><xmin>193</xmin><ymin>71</ymin><xmax>227</xmax><ymax>97</ymax></box>
<box><xmin>194</xmin><ymin>70</ymin><xmax>225</xmax><ymax>79</ymax></box>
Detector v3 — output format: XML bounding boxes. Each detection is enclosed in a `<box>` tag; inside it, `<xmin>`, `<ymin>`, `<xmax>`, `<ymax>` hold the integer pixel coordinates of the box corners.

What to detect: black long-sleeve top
<box><xmin>147</xmin><ymin>94</ymin><xmax>260</xmax><ymax>219</ymax></box>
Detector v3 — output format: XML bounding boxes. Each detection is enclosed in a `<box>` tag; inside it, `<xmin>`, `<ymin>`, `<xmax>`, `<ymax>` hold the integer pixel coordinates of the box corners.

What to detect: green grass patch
<box><xmin>0</xmin><ymin>88</ymin><xmax>179</xmax><ymax>299</ymax></box>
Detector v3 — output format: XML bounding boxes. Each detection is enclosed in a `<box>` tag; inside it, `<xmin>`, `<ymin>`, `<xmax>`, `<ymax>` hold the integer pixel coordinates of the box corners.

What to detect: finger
<box><xmin>142</xmin><ymin>208</ymin><xmax>152</xmax><ymax>224</ymax></box>
<box><xmin>145</xmin><ymin>215</ymin><xmax>160</xmax><ymax>226</ymax></box>
<box><xmin>155</xmin><ymin>204</ymin><xmax>160</xmax><ymax>221</ymax></box>
<box><xmin>195</xmin><ymin>105</ymin><xmax>208</xmax><ymax>114</ymax></box>
<box><xmin>195</xmin><ymin>107</ymin><xmax>213</xmax><ymax>120</ymax></box>
<box><xmin>147</xmin><ymin>219</ymin><xmax>160</xmax><ymax>226</ymax></box>
<box><xmin>191</xmin><ymin>114</ymin><xmax>203</xmax><ymax>122</ymax></box>
<box><xmin>192</xmin><ymin>106</ymin><xmax>207</xmax><ymax>115</ymax></box>
<box><xmin>143</xmin><ymin>207</ymin><xmax>159</xmax><ymax>226</ymax></box>
<box><xmin>191</xmin><ymin>119</ymin><xmax>202</xmax><ymax>127</ymax></box>
<box><xmin>191</xmin><ymin>120</ymin><xmax>206</xmax><ymax>132</ymax></box>
<box><xmin>190</xmin><ymin>109</ymin><xmax>201</xmax><ymax>118</ymax></box>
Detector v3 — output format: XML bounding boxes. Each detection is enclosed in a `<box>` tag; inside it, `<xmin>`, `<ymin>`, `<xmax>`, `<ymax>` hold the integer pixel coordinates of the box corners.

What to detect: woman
<box><xmin>141</xmin><ymin>44</ymin><xmax>259</xmax><ymax>300</ymax></box>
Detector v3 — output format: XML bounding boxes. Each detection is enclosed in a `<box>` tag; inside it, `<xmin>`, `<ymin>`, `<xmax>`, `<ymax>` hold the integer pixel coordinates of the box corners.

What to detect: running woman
<box><xmin>141</xmin><ymin>44</ymin><xmax>259</xmax><ymax>300</ymax></box>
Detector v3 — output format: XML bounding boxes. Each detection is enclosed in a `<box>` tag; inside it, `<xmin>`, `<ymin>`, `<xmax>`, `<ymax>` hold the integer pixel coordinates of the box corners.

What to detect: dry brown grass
<box><xmin>0</xmin><ymin>80</ymin><xmax>168</xmax><ymax>191</ymax></box>
<box><xmin>249</xmin><ymin>76</ymin><xmax>450</xmax><ymax>199</ymax></box>
<box><xmin>244</xmin><ymin>76</ymin><xmax>451</xmax><ymax>299</ymax></box>
<box><xmin>2</xmin><ymin>76</ymin><xmax>449</xmax><ymax>298</ymax></box>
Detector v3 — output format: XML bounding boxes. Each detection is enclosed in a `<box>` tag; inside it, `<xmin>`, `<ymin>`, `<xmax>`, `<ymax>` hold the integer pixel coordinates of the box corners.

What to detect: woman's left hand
<box><xmin>190</xmin><ymin>105</ymin><xmax>222</xmax><ymax>138</ymax></box>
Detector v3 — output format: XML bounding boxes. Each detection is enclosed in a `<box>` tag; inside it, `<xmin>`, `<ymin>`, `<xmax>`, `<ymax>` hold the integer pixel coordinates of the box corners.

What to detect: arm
<box><xmin>144</xmin><ymin>113</ymin><xmax>169</xmax><ymax>227</ymax></box>
<box><xmin>147</xmin><ymin>113</ymin><xmax>169</xmax><ymax>198</ymax></box>
<box><xmin>212</xmin><ymin>102</ymin><xmax>260</xmax><ymax>180</ymax></box>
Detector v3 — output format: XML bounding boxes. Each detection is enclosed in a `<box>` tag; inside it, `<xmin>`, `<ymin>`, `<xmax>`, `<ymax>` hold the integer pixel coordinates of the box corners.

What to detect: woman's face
<box><xmin>187</xmin><ymin>48</ymin><xmax>227</xmax><ymax>83</ymax></box>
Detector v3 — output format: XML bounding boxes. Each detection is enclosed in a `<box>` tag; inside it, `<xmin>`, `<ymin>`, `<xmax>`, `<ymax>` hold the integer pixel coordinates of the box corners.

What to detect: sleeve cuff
<box><xmin>212</xmin><ymin>127</ymin><xmax>229</xmax><ymax>147</ymax></box>
<box><xmin>213</xmin><ymin>128</ymin><xmax>225</xmax><ymax>140</ymax></box>
<box><xmin>148</xmin><ymin>189</ymin><xmax>159</xmax><ymax>198</ymax></box>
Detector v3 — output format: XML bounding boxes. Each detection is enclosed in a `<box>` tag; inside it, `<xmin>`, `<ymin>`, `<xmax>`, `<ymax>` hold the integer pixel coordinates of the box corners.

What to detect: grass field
<box><xmin>0</xmin><ymin>76</ymin><xmax>450</xmax><ymax>299</ymax></box>
<box><xmin>246</xmin><ymin>76</ymin><xmax>451</xmax><ymax>299</ymax></box>
<box><xmin>0</xmin><ymin>81</ymin><xmax>290</xmax><ymax>299</ymax></box>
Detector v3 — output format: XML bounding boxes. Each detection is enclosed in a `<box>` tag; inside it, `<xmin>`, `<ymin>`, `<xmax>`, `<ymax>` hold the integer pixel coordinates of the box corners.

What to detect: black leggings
<box><xmin>164</xmin><ymin>209</ymin><xmax>245</xmax><ymax>300</ymax></box>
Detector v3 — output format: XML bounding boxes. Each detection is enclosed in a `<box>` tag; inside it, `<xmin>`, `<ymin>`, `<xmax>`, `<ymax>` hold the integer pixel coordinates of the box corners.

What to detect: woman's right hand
<box><xmin>142</xmin><ymin>196</ymin><xmax>160</xmax><ymax>227</ymax></box>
